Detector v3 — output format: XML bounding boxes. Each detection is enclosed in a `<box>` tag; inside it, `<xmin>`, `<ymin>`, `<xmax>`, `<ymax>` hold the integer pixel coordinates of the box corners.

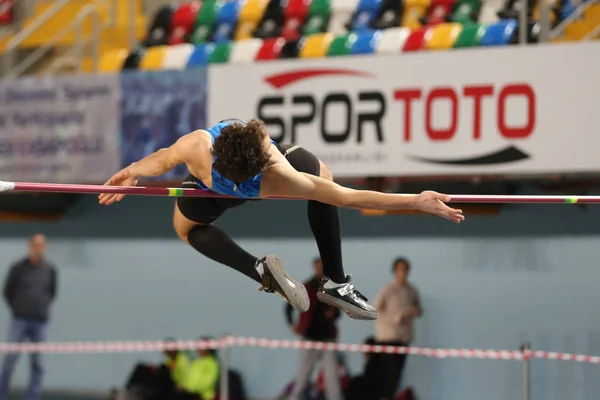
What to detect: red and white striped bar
<box><xmin>1</xmin><ymin>181</ymin><xmax>600</xmax><ymax>204</ymax></box>
<box><xmin>0</xmin><ymin>337</ymin><xmax>599</xmax><ymax>364</ymax></box>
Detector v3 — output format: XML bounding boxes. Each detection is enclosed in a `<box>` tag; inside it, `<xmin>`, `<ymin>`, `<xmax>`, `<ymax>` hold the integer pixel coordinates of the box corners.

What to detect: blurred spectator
<box><xmin>285</xmin><ymin>257</ymin><xmax>343</xmax><ymax>400</ymax></box>
<box><xmin>0</xmin><ymin>234</ymin><xmax>57</xmax><ymax>400</ymax></box>
<box><xmin>172</xmin><ymin>337</ymin><xmax>219</xmax><ymax>400</ymax></box>
<box><xmin>124</xmin><ymin>338</ymin><xmax>190</xmax><ymax>400</ymax></box>
<box><xmin>344</xmin><ymin>337</ymin><xmax>385</xmax><ymax>400</ymax></box>
<box><xmin>373</xmin><ymin>258</ymin><xmax>422</xmax><ymax>400</ymax></box>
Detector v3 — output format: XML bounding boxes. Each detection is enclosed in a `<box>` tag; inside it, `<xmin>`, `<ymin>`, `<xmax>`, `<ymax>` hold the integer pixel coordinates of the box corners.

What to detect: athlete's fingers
<box><xmin>436</xmin><ymin>192</ymin><xmax>451</xmax><ymax>203</ymax></box>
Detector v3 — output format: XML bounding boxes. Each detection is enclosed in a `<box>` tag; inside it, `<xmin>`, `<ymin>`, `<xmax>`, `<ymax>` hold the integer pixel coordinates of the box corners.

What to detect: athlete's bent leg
<box><xmin>173</xmin><ymin>176</ymin><xmax>309</xmax><ymax>312</ymax></box>
<box><xmin>283</xmin><ymin>147</ymin><xmax>377</xmax><ymax>320</ymax></box>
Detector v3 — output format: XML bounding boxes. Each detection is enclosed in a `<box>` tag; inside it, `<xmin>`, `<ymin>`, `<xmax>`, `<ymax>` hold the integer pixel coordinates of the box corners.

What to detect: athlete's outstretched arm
<box><xmin>263</xmin><ymin>166</ymin><xmax>464</xmax><ymax>223</ymax></box>
<box><xmin>99</xmin><ymin>131</ymin><xmax>208</xmax><ymax>205</ymax></box>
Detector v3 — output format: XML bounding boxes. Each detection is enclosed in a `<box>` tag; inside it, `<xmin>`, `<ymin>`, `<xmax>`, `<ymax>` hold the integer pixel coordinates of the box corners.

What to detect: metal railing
<box><xmin>550</xmin><ymin>0</ymin><xmax>599</xmax><ymax>39</ymax></box>
<box><xmin>3</xmin><ymin>5</ymin><xmax>102</xmax><ymax>79</ymax></box>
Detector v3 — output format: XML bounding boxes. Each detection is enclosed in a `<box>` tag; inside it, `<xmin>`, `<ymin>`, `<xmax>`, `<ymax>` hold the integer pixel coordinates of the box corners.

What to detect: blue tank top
<box><xmin>195</xmin><ymin>119</ymin><xmax>276</xmax><ymax>199</ymax></box>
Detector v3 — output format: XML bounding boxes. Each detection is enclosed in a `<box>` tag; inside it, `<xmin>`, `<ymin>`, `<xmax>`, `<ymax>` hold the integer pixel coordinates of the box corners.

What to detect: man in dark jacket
<box><xmin>0</xmin><ymin>234</ymin><xmax>57</xmax><ymax>400</ymax></box>
<box><xmin>285</xmin><ymin>257</ymin><xmax>343</xmax><ymax>400</ymax></box>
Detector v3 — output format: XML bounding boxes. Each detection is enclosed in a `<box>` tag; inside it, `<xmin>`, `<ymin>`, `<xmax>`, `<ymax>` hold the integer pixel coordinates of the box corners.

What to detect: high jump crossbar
<box><xmin>0</xmin><ymin>181</ymin><xmax>599</xmax><ymax>204</ymax></box>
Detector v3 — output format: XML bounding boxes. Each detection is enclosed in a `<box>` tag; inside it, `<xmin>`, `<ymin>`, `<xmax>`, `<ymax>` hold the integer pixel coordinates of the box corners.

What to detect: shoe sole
<box><xmin>264</xmin><ymin>254</ymin><xmax>310</xmax><ymax>313</ymax></box>
<box><xmin>317</xmin><ymin>291</ymin><xmax>378</xmax><ymax>320</ymax></box>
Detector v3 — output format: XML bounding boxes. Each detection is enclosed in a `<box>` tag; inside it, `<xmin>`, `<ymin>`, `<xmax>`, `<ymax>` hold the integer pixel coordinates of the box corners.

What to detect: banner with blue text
<box><xmin>0</xmin><ymin>75</ymin><xmax>121</xmax><ymax>183</ymax></box>
<box><xmin>120</xmin><ymin>69</ymin><xmax>208</xmax><ymax>180</ymax></box>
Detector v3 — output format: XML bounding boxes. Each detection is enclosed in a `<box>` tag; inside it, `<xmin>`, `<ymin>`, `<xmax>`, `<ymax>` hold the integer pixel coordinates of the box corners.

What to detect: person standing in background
<box><xmin>373</xmin><ymin>258</ymin><xmax>422</xmax><ymax>400</ymax></box>
<box><xmin>286</xmin><ymin>257</ymin><xmax>343</xmax><ymax>400</ymax></box>
<box><xmin>0</xmin><ymin>234</ymin><xmax>57</xmax><ymax>400</ymax></box>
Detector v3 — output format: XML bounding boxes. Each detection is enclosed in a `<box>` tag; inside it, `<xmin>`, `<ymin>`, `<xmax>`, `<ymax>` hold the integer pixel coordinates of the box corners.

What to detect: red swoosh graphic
<box><xmin>264</xmin><ymin>69</ymin><xmax>375</xmax><ymax>89</ymax></box>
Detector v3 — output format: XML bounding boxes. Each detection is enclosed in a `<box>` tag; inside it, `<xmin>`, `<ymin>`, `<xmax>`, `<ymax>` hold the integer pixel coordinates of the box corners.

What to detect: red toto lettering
<box><xmin>395</xmin><ymin>84</ymin><xmax>536</xmax><ymax>142</ymax></box>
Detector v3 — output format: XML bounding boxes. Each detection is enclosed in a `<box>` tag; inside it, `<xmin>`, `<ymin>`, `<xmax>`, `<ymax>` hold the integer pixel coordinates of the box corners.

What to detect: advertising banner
<box><xmin>209</xmin><ymin>42</ymin><xmax>600</xmax><ymax>177</ymax></box>
<box><xmin>0</xmin><ymin>74</ymin><xmax>120</xmax><ymax>183</ymax></box>
<box><xmin>120</xmin><ymin>69</ymin><xmax>207</xmax><ymax>180</ymax></box>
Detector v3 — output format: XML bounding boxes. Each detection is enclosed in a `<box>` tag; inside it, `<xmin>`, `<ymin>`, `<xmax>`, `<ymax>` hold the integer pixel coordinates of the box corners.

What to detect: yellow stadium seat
<box><xmin>234</xmin><ymin>0</ymin><xmax>270</xmax><ymax>41</ymax></box>
<box><xmin>139</xmin><ymin>46</ymin><xmax>168</xmax><ymax>70</ymax></box>
<box><xmin>402</xmin><ymin>0</ymin><xmax>431</xmax><ymax>29</ymax></box>
<box><xmin>426</xmin><ymin>23</ymin><xmax>463</xmax><ymax>50</ymax></box>
<box><xmin>99</xmin><ymin>49</ymin><xmax>128</xmax><ymax>73</ymax></box>
<box><xmin>300</xmin><ymin>33</ymin><xmax>334</xmax><ymax>58</ymax></box>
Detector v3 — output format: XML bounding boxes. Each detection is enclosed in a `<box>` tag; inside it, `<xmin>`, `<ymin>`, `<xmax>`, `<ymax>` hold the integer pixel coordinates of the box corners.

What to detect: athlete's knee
<box><xmin>319</xmin><ymin>161</ymin><xmax>333</xmax><ymax>181</ymax></box>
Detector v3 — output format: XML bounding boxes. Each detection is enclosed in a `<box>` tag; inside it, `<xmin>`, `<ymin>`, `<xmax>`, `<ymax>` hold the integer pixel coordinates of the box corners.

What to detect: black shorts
<box><xmin>176</xmin><ymin>144</ymin><xmax>320</xmax><ymax>224</ymax></box>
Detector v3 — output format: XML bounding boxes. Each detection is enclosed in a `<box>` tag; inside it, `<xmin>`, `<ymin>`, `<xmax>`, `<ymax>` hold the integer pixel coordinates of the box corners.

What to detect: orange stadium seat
<box><xmin>299</xmin><ymin>32</ymin><xmax>334</xmax><ymax>57</ymax></box>
<box><xmin>425</xmin><ymin>22</ymin><xmax>463</xmax><ymax>49</ymax></box>
<box><xmin>402</xmin><ymin>0</ymin><xmax>431</xmax><ymax>29</ymax></box>
<box><xmin>229</xmin><ymin>38</ymin><xmax>265</xmax><ymax>63</ymax></box>
<box><xmin>99</xmin><ymin>49</ymin><xmax>128</xmax><ymax>73</ymax></box>
<box><xmin>139</xmin><ymin>45</ymin><xmax>168</xmax><ymax>70</ymax></box>
<box><xmin>162</xmin><ymin>44</ymin><xmax>196</xmax><ymax>69</ymax></box>
<box><xmin>234</xmin><ymin>0</ymin><xmax>270</xmax><ymax>40</ymax></box>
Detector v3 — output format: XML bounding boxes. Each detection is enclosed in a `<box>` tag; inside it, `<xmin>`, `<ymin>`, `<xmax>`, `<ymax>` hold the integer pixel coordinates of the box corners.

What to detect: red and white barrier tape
<box><xmin>0</xmin><ymin>336</ymin><xmax>598</xmax><ymax>364</ymax></box>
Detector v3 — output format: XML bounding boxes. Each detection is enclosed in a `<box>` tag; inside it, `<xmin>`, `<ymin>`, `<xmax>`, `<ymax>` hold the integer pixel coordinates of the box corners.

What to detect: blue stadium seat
<box><xmin>213</xmin><ymin>0</ymin><xmax>243</xmax><ymax>43</ymax></box>
<box><xmin>349</xmin><ymin>29</ymin><xmax>380</xmax><ymax>54</ymax></box>
<box><xmin>481</xmin><ymin>19</ymin><xmax>517</xmax><ymax>46</ymax></box>
<box><xmin>351</xmin><ymin>0</ymin><xmax>383</xmax><ymax>31</ymax></box>
<box><xmin>186</xmin><ymin>44</ymin><xmax>215</xmax><ymax>67</ymax></box>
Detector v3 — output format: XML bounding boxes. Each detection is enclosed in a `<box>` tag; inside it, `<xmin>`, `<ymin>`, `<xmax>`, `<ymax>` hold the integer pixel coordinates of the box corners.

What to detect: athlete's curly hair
<box><xmin>212</xmin><ymin>119</ymin><xmax>272</xmax><ymax>183</ymax></box>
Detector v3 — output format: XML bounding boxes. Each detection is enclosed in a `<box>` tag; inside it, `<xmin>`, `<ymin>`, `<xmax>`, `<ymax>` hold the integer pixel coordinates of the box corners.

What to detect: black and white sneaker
<box><xmin>317</xmin><ymin>276</ymin><xmax>378</xmax><ymax>320</ymax></box>
<box><xmin>257</xmin><ymin>255</ymin><xmax>310</xmax><ymax>313</ymax></box>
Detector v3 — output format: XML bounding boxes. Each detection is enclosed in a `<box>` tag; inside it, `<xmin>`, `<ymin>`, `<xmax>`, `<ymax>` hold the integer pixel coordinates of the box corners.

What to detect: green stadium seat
<box><xmin>326</xmin><ymin>33</ymin><xmax>352</xmax><ymax>56</ymax></box>
<box><xmin>209</xmin><ymin>42</ymin><xmax>233</xmax><ymax>63</ymax></box>
<box><xmin>191</xmin><ymin>0</ymin><xmax>223</xmax><ymax>43</ymax></box>
<box><xmin>449</xmin><ymin>0</ymin><xmax>481</xmax><ymax>24</ymax></box>
<box><xmin>303</xmin><ymin>0</ymin><xmax>331</xmax><ymax>35</ymax></box>
<box><xmin>453</xmin><ymin>23</ymin><xmax>486</xmax><ymax>47</ymax></box>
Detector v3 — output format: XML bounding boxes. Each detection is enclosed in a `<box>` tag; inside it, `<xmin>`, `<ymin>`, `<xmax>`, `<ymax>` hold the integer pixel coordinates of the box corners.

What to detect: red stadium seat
<box><xmin>255</xmin><ymin>37</ymin><xmax>286</xmax><ymax>60</ymax></box>
<box><xmin>282</xmin><ymin>0</ymin><xmax>313</xmax><ymax>40</ymax></box>
<box><xmin>402</xmin><ymin>27</ymin><xmax>429</xmax><ymax>51</ymax></box>
<box><xmin>425</xmin><ymin>0</ymin><xmax>456</xmax><ymax>25</ymax></box>
<box><xmin>169</xmin><ymin>1</ymin><xmax>202</xmax><ymax>45</ymax></box>
<box><xmin>0</xmin><ymin>0</ymin><xmax>14</xmax><ymax>24</ymax></box>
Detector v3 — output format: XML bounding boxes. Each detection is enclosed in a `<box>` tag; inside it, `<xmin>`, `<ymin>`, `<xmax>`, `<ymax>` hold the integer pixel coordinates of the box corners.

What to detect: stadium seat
<box><xmin>402</xmin><ymin>0</ymin><xmax>431</xmax><ymax>29</ymax></box>
<box><xmin>191</xmin><ymin>0</ymin><xmax>224</xmax><ymax>43</ymax></box>
<box><xmin>169</xmin><ymin>1</ymin><xmax>202</xmax><ymax>45</ymax></box>
<box><xmin>328</xmin><ymin>0</ymin><xmax>360</xmax><ymax>34</ymax></box>
<box><xmin>480</xmin><ymin>18</ymin><xmax>517</xmax><ymax>45</ymax></box>
<box><xmin>303</xmin><ymin>0</ymin><xmax>332</xmax><ymax>34</ymax></box>
<box><xmin>371</xmin><ymin>0</ymin><xmax>403</xmax><ymax>28</ymax></box>
<box><xmin>122</xmin><ymin>48</ymin><xmax>145</xmax><ymax>70</ymax></box>
<box><xmin>477</xmin><ymin>0</ymin><xmax>503</xmax><ymax>24</ymax></box>
<box><xmin>561</xmin><ymin>0</ymin><xmax>577</xmax><ymax>21</ymax></box>
<box><xmin>448</xmin><ymin>0</ymin><xmax>481</xmax><ymax>24</ymax></box>
<box><xmin>254</xmin><ymin>0</ymin><xmax>286</xmax><ymax>38</ymax></box>
<box><xmin>453</xmin><ymin>22</ymin><xmax>485</xmax><ymax>47</ymax></box>
<box><xmin>162</xmin><ymin>44</ymin><xmax>195</xmax><ymax>70</ymax></box>
<box><xmin>326</xmin><ymin>32</ymin><xmax>352</xmax><ymax>55</ymax></box>
<box><xmin>209</xmin><ymin>42</ymin><xmax>233</xmax><ymax>63</ymax></box>
<box><xmin>282</xmin><ymin>0</ymin><xmax>313</xmax><ymax>39</ymax></box>
<box><xmin>402</xmin><ymin>27</ymin><xmax>429</xmax><ymax>50</ymax></box>
<box><xmin>299</xmin><ymin>32</ymin><xmax>334</xmax><ymax>57</ymax></box>
<box><xmin>186</xmin><ymin>44</ymin><xmax>215</xmax><ymax>67</ymax></box>
<box><xmin>235</xmin><ymin>0</ymin><xmax>270</xmax><ymax>40</ymax></box>
<box><xmin>0</xmin><ymin>0</ymin><xmax>14</xmax><ymax>24</ymax></box>
<box><xmin>144</xmin><ymin>5</ymin><xmax>176</xmax><ymax>47</ymax></box>
<box><xmin>424</xmin><ymin>0</ymin><xmax>456</xmax><ymax>25</ymax></box>
<box><xmin>139</xmin><ymin>46</ymin><xmax>168</xmax><ymax>70</ymax></box>
<box><xmin>350</xmin><ymin>0</ymin><xmax>383</xmax><ymax>31</ymax></box>
<box><xmin>349</xmin><ymin>29</ymin><xmax>381</xmax><ymax>53</ymax></box>
<box><xmin>255</xmin><ymin>37</ymin><xmax>286</xmax><ymax>60</ymax></box>
<box><xmin>375</xmin><ymin>26</ymin><xmax>410</xmax><ymax>53</ymax></box>
<box><xmin>279</xmin><ymin>38</ymin><xmax>302</xmax><ymax>58</ymax></box>
<box><xmin>99</xmin><ymin>49</ymin><xmax>128</xmax><ymax>73</ymax></box>
<box><xmin>213</xmin><ymin>0</ymin><xmax>243</xmax><ymax>43</ymax></box>
<box><xmin>425</xmin><ymin>22</ymin><xmax>462</xmax><ymax>49</ymax></box>
<box><xmin>229</xmin><ymin>38</ymin><xmax>264</xmax><ymax>63</ymax></box>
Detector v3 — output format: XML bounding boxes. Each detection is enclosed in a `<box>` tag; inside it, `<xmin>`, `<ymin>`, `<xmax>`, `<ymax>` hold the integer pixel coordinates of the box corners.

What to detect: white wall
<box><xmin>1</xmin><ymin>236</ymin><xmax>599</xmax><ymax>399</ymax></box>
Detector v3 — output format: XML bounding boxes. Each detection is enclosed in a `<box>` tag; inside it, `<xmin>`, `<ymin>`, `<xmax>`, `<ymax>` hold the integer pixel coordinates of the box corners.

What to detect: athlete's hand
<box><xmin>98</xmin><ymin>168</ymin><xmax>139</xmax><ymax>205</ymax></box>
<box><xmin>413</xmin><ymin>190</ymin><xmax>465</xmax><ymax>223</ymax></box>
